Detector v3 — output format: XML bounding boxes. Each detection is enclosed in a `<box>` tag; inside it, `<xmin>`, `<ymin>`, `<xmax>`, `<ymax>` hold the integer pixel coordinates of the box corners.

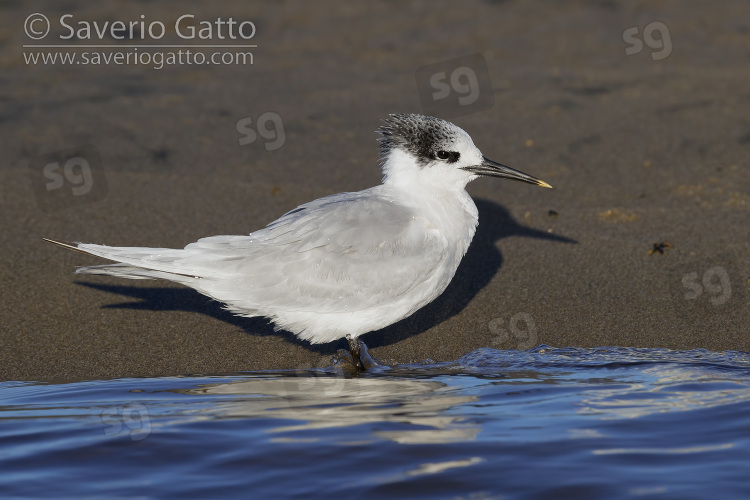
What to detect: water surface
<box><xmin>3</xmin><ymin>347</ymin><xmax>750</xmax><ymax>499</ymax></box>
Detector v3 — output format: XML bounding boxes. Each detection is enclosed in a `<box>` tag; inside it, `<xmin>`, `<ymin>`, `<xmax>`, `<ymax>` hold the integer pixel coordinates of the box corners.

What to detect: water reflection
<box><xmin>179</xmin><ymin>374</ymin><xmax>480</xmax><ymax>444</ymax></box>
<box><xmin>4</xmin><ymin>347</ymin><xmax>750</xmax><ymax>499</ymax></box>
<box><xmin>171</xmin><ymin>347</ymin><xmax>750</xmax><ymax>446</ymax></box>
<box><xmin>577</xmin><ymin>364</ymin><xmax>750</xmax><ymax>419</ymax></box>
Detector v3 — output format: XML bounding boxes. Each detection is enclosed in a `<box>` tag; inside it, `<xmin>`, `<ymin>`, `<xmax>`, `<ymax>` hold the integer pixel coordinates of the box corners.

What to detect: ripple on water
<box><xmin>2</xmin><ymin>346</ymin><xmax>750</xmax><ymax>499</ymax></box>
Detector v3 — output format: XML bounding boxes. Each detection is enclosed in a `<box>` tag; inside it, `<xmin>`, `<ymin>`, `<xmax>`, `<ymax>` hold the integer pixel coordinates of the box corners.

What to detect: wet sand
<box><xmin>1</xmin><ymin>1</ymin><xmax>749</xmax><ymax>381</ymax></box>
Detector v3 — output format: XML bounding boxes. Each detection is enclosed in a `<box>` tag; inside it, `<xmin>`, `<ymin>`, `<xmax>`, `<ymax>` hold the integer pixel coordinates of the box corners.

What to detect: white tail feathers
<box><xmin>43</xmin><ymin>238</ymin><xmax>202</xmax><ymax>283</ymax></box>
<box><xmin>75</xmin><ymin>264</ymin><xmax>197</xmax><ymax>281</ymax></box>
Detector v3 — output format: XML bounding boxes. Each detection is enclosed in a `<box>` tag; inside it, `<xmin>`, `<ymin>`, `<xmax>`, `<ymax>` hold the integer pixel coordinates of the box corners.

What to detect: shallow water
<box><xmin>3</xmin><ymin>346</ymin><xmax>750</xmax><ymax>499</ymax></box>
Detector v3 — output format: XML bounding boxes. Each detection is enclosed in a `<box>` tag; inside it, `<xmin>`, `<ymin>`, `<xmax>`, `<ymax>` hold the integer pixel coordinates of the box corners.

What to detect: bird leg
<box><xmin>346</xmin><ymin>334</ymin><xmax>363</xmax><ymax>370</ymax></box>
<box><xmin>343</xmin><ymin>334</ymin><xmax>378</xmax><ymax>371</ymax></box>
<box><xmin>346</xmin><ymin>334</ymin><xmax>361</xmax><ymax>360</ymax></box>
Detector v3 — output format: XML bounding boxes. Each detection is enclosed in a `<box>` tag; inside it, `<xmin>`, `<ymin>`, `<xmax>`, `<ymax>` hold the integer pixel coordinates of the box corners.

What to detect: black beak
<box><xmin>463</xmin><ymin>156</ymin><xmax>552</xmax><ymax>188</ymax></box>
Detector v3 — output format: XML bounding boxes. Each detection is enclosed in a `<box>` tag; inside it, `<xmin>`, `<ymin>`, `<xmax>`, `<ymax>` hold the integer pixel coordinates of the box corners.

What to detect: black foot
<box><xmin>336</xmin><ymin>335</ymin><xmax>378</xmax><ymax>372</ymax></box>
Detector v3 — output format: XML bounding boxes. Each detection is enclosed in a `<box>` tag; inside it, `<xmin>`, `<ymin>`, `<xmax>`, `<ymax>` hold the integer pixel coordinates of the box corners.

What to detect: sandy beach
<box><xmin>1</xmin><ymin>0</ymin><xmax>749</xmax><ymax>381</ymax></box>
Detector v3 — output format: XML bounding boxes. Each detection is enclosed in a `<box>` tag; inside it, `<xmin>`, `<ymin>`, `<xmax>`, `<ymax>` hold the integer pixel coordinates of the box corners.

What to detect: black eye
<box><xmin>436</xmin><ymin>150</ymin><xmax>460</xmax><ymax>163</ymax></box>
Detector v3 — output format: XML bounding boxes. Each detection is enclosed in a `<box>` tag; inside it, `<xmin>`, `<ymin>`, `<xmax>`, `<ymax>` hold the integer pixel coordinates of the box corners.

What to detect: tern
<box><xmin>46</xmin><ymin>114</ymin><xmax>551</xmax><ymax>369</ymax></box>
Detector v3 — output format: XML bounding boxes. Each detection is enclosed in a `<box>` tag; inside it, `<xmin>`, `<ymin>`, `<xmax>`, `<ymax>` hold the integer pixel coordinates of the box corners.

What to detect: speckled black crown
<box><xmin>378</xmin><ymin>114</ymin><xmax>458</xmax><ymax>166</ymax></box>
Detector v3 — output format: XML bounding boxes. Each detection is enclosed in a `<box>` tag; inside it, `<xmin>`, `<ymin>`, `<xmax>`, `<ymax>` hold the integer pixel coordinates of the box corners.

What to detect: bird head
<box><xmin>378</xmin><ymin>113</ymin><xmax>551</xmax><ymax>191</ymax></box>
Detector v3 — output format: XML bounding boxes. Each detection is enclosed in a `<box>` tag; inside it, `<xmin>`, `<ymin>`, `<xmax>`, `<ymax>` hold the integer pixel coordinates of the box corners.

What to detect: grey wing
<box><xmin>186</xmin><ymin>189</ymin><xmax>449</xmax><ymax>314</ymax></box>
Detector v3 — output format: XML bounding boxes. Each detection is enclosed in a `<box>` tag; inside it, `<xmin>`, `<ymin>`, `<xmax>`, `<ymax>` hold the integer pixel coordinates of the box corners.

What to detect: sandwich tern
<box><xmin>46</xmin><ymin>113</ymin><xmax>551</xmax><ymax>368</ymax></box>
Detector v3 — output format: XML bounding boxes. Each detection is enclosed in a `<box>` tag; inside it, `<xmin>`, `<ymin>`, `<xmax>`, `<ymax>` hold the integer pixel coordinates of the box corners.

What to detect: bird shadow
<box><xmin>365</xmin><ymin>198</ymin><xmax>576</xmax><ymax>349</ymax></box>
<box><xmin>74</xmin><ymin>198</ymin><xmax>576</xmax><ymax>355</ymax></box>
